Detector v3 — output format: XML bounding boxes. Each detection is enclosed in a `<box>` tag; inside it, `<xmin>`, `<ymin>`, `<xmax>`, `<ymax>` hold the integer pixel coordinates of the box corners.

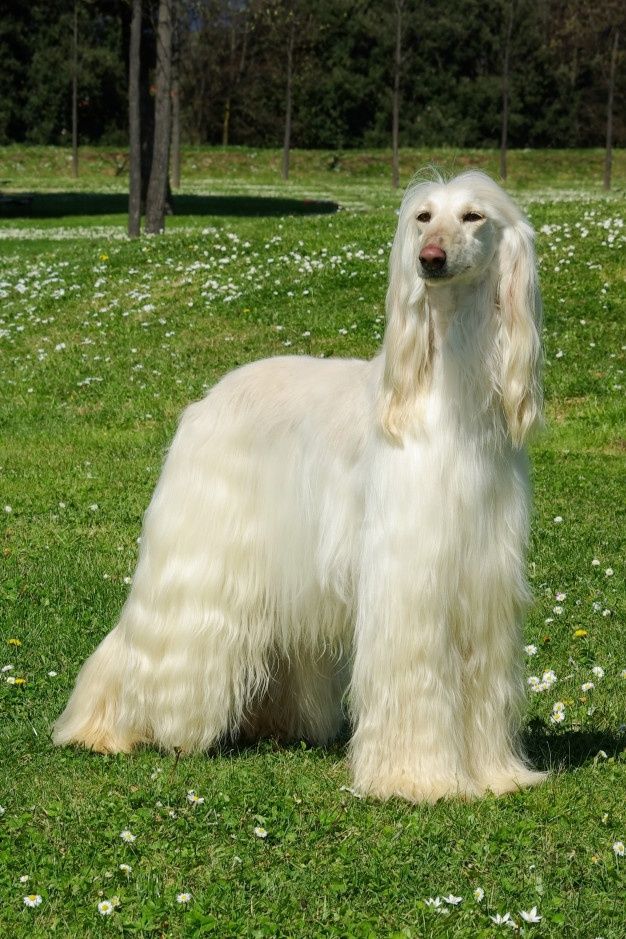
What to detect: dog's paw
<box><xmin>356</xmin><ymin>771</ymin><xmax>480</xmax><ymax>804</ymax></box>
<box><xmin>476</xmin><ymin>764</ymin><xmax>548</xmax><ymax>796</ymax></box>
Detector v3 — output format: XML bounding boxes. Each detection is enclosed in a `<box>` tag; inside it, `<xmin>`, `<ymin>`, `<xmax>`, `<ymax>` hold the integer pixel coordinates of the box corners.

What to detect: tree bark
<box><xmin>603</xmin><ymin>28</ymin><xmax>619</xmax><ymax>191</ymax></box>
<box><xmin>128</xmin><ymin>0</ymin><xmax>142</xmax><ymax>237</ymax></box>
<box><xmin>72</xmin><ymin>1</ymin><xmax>79</xmax><ymax>179</ymax></box>
<box><xmin>171</xmin><ymin>59</ymin><xmax>181</xmax><ymax>189</ymax></box>
<box><xmin>391</xmin><ymin>0</ymin><xmax>403</xmax><ymax>189</ymax></box>
<box><xmin>281</xmin><ymin>13</ymin><xmax>295</xmax><ymax>181</ymax></box>
<box><xmin>500</xmin><ymin>0</ymin><xmax>515</xmax><ymax>181</ymax></box>
<box><xmin>145</xmin><ymin>0</ymin><xmax>173</xmax><ymax>234</ymax></box>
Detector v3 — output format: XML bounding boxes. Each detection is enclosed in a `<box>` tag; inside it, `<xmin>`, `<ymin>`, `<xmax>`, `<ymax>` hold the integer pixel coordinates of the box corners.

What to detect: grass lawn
<box><xmin>0</xmin><ymin>146</ymin><xmax>624</xmax><ymax>937</ymax></box>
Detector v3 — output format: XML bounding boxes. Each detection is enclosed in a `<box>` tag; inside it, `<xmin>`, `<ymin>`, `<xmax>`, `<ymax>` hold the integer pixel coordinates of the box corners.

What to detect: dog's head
<box><xmin>381</xmin><ymin>171</ymin><xmax>542</xmax><ymax>447</ymax></box>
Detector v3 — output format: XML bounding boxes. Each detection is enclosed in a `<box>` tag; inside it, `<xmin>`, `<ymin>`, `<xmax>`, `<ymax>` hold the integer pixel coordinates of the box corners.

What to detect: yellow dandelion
<box><xmin>573</xmin><ymin>629</ymin><xmax>588</xmax><ymax>638</ymax></box>
<box><xmin>100</xmin><ymin>253</ymin><xmax>109</xmax><ymax>261</ymax></box>
<box><xmin>8</xmin><ymin>638</ymin><xmax>21</xmax><ymax>647</ymax></box>
<box><xmin>14</xmin><ymin>678</ymin><xmax>27</xmax><ymax>686</ymax></box>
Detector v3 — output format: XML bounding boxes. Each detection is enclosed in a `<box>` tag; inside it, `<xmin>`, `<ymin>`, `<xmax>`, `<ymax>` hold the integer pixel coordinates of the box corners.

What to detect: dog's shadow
<box><xmin>524</xmin><ymin>721</ymin><xmax>624</xmax><ymax>773</ymax></box>
<box><xmin>227</xmin><ymin>722</ymin><xmax>624</xmax><ymax>776</ymax></box>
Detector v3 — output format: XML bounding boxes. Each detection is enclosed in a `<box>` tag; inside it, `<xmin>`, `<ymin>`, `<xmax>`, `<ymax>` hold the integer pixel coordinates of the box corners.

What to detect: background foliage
<box><xmin>1</xmin><ymin>0</ymin><xmax>624</xmax><ymax>150</ymax></box>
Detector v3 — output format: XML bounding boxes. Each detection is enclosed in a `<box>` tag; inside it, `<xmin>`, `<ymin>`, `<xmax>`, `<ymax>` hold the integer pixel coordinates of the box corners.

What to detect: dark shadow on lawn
<box><xmin>0</xmin><ymin>191</ymin><xmax>339</xmax><ymax>220</ymax></box>
<box><xmin>524</xmin><ymin>722</ymin><xmax>624</xmax><ymax>772</ymax></box>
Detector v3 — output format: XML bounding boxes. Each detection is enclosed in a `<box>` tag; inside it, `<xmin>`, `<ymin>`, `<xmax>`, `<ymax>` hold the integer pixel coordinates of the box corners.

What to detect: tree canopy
<box><xmin>1</xmin><ymin>0</ymin><xmax>623</xmax><ymax>150</ymax></box>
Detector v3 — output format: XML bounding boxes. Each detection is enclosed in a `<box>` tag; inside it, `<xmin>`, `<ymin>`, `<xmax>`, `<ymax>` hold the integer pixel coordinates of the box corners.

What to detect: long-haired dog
<box><xmin>54</xmin><ymin>171</ymin><xmax>547</xmax><ymax>802</ymax></box>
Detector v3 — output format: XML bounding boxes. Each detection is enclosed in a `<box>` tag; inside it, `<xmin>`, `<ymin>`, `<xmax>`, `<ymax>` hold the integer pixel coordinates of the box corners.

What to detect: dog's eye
<box><xmin>416</xmin><ymin>212</ymin><xmax>431</xmax><ymax>223</ymax></box>
<box><xmin>462</xmin><ymin>212</ymin><xmax>483</xmax><ymax>223</ymax></box>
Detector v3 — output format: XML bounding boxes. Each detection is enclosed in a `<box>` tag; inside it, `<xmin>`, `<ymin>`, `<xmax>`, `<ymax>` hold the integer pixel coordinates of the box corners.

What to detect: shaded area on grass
<box><xmin>526</xmin><ymin>724</ymin><xmax>625</xmax><ymax>772</ymax></box>
<box><xmin>0</xmin><ymin>191</ymin><xmax>339</xmax><ymax>220</ymax></box>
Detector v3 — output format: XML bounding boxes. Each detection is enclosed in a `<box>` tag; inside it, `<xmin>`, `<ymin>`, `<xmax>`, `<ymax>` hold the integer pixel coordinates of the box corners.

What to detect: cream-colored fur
<box><xmin>54</xmin><ymin>172</ymin><xmax>546</xmax><ymax>802</ymax></box>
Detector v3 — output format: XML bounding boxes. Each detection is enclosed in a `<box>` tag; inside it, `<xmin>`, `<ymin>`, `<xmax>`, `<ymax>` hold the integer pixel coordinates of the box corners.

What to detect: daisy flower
<box><xmin>23</xmin><ymin>894</ymin><xmax>43</xmax><ymax>907</ymax></box>
<box><xmin>98</xmin><ymin>900</ymin><xmax>115</xmax><ymax>916</ymax></box>
<box><xmin>550</xmin><ymin>702</ymin><xmax>566</xmax><ymax>724</ymax></box>
<box><xmin>591</xmin><ymin>666</ymin><xmax>605</xmax><ymax>679</ymax></box>
<box><xmin>120</xmin><ymin>829</ymin><xmax>136</xmax><ymax>843</ymax></box>
<box><xmin>613</xmin><ymin>841</ymin><xmax>625</xmax><ymax>857</ymax></box>
<box><xmin>473</xmin><ymin>887</ymin><xmax>485</xmax><ymax>902</ymax></box>
<box><xmin>524</xmin><ymin>644</ymin><xmax>537</xmax><ymax>656</ymax></box>
<box><xmin>581</xmin><ymin>682</ymin><xmax>594</xmax><ymax>692</ymax></box>
<box><xmin>186</xmin><ymin>790</ymin><xmax>205</xmax><ymax>805</ymax></box>
<box><xmin>176</xmin><ymin>892</ymin><xmax>192</xmax><ymax>904</ymax></box>
<box><xmin>253</xmin><ymin>825</ymin><xmax>268</xmax><ymax>839</ymax></box>
<box><xmin>119</xmin><ymin>863</ymin><xmax>132</xmax><ymax>875</ymax></box>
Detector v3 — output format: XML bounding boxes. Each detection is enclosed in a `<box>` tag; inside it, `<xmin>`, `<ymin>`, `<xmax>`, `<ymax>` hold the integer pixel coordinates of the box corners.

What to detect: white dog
<box><xmin>54</xmin><ymin>171</ymin><xmax>547</xmax><ymax>802</ymax></box>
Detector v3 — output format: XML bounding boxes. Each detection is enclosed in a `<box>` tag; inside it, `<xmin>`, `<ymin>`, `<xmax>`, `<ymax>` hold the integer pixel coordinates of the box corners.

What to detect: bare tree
<box><xmin>604</xmin><ymin>27</ymin><xmax>620</xmax><ymax>190</ymax></box>
<box><xmin>222</xmin><ymin>3</ymin><xmax>250</xmax><ymax>146</ymax></box>
<box><xmin>171</xmin><ymin>44</ymin><xmax>181</xmax><ymax>188</ymax></box>
<box><xmin>145</xmin><ymin>0</ymin><xmax>173</xmax><ymax>233</ymax></box>
<box><xmin>128</xmin><ymin>0</ymin><xmax>142</xmax><ymax>237</ymax></box>
<box><xmin>281</xmin><ymin>5</ymin><xmax>295</xmax><ymax>181</ymax></box>
<box><xmin>391</xmin><ymin>0</ymin><xmax>404</xmax><ymax>189</ymax></box>
<box><xmin>72</xmin><ymin>1</ymin><xmax>79</xmax><ymax>178</ymax></box>
<box><xmin>500</xmin><ymin>0</ymin><xmax>516</xmax><ymax>181</ymax></box>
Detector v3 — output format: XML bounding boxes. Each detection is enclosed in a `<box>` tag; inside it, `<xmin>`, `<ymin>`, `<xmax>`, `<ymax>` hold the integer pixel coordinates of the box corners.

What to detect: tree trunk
<box><xmin>171</xmin><ymin>60</ymin><xmax>181</xmax><ymax>188</ymax></box>
<box><xmin>145</xmin><ymin>0</ymin><xmax>173</xmax><ymax>234</ymax></box>
<box><xmin>281</xmin><ymin>15</ymin><xmax>295</xmax><ymax>182</ymax></box>
<box><xmin>128</xmin><ymin>0</ymin><xmax>142</xmax><ymax>237</ymax></box>
<box><xmin>500</xmin><ymin>0</ymin><xmax>515</xmax><ymax>181</ymax></box>
<box><xmin>603</xmin><ymin>28</ymin><xmax>619</xmax><ymax>191</ymax></box>
<box><xmin>72</xmin><ymin>1</ymin><xmax>79</xmax><ymax>179</ymax></box>
<box><xmin>391</xmin><ymin>0</ymin><xmax>403</xmax><ymax>189</ymax></box>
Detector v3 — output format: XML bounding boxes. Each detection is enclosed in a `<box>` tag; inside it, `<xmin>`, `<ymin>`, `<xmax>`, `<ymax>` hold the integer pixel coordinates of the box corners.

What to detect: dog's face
<box><xmin>411</xmin><ymin>187</ymin><xmax>499</xmax><ymax>285</ymax></box>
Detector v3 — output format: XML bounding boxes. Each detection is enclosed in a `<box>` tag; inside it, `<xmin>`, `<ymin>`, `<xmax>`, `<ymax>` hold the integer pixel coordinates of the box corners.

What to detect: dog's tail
<box><xmin>52</xmin><ymin>625</ymin><xmax>138</xmax><ymax>753</ymax></box>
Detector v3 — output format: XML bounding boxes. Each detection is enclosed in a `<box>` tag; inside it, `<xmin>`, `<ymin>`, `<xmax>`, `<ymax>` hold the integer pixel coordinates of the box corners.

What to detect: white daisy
<box><xmin>98</xmin><ymin>900</ymin><xmax>115</xmax><ymax>916</ymax></box>
<box><xmin>23</xmin><ymin>894</ymin><xmax>43</xmax><ymax>908</ymax></box>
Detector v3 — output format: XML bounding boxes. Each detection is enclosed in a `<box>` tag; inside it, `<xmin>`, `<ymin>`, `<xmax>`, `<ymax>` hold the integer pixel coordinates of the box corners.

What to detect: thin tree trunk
<box><xmin>128</xmin><ymin>0</ymin><xmax>142</xmax><ymax>237</ymax></box>
<box><xmin>145</xmin><ymin>0</ymin><xmax>173</xmax><ymax>234</ymax></box>
<box><xmin>281</xmin><ymin>15</ymin><xmax>295</xmax><ymax>182</ymax></box>
<box><xmin>604</xmin><ymin>28</ymin><xmax>619</xmax><ymax>191</ymax></box>
<box><xmin>72</xmin><ymin>1</ymin><xmax>79</xmax><ymax>178</ymax></box>
<box><xmin>171</xmin><ymin>61</ymin><xmax>181</xmax><ymax>188</ymax></box>
<box><xmin>223</xmin><ymin>17</ymin><xmax>236</xmax><ymax>146</ymax></box>
<box><xmin>500</xmin><ymin>0</ymin><xmax>515</xmax><ymax>181</ymax></box>
<box><xmin>391</xmin><ymin>0</ymin><xmax>403</xmax><ymax>189</ymax></box>
<box><xmin>222</xmin><ymin>12</ymin><xmax>249</xmax><ymax>147</ymax></box>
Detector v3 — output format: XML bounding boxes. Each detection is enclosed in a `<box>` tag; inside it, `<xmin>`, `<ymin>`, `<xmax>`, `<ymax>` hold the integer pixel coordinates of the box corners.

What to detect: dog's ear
<box><xmin>379</xmin><ymin>218</ymin><xmax>432</xmax><ymax>443</ymax></box>
<box><xmin>498</xmin><ymin>219</ymin><xmax>543</xmax><ymax>447</ymax></box>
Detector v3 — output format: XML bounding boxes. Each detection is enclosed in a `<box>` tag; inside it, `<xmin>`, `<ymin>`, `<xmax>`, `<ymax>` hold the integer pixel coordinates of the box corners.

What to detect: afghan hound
<box><xmin>54</xmin><ymin>171</ymin><xmax>547</xmax><ymax>802</ymax></box>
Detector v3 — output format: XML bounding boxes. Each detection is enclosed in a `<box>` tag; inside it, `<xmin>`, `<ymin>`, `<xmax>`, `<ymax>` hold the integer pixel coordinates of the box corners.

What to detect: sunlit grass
<box><xmin>0</xmin><ymin>147</ymin><xmax>624</xmax><ymax>937</ymax></box>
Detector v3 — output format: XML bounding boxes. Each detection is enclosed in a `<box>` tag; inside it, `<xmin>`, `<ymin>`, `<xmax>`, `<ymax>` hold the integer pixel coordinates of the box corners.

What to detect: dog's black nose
<box><xmin>419</xmin><ymin>244</ymin><xmax>447</xmax><ymax>271</ymax></box>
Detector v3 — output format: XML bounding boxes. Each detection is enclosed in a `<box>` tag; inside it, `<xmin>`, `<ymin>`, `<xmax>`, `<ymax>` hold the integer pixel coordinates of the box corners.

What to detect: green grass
<box><xmin>0</xmin><ymin>147</ymin><xmax>624</xmax><ymax>937</ymax></box>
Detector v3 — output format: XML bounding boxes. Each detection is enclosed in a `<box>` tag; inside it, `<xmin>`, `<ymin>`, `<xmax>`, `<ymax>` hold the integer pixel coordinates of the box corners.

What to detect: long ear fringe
<box><xmin>379</xmin><ymin>224</ymin><xmax>432</xmax><ymax>443</ymax></box>
<box><xmin>498</xmin><ymin>221</ymin><xmax>543</xmax><ymax>447</ymax></box>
